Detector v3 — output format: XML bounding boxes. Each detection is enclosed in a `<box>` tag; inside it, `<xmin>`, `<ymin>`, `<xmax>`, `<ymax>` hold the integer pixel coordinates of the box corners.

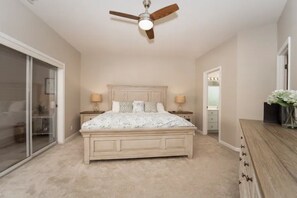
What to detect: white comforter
<box><xmin>81</xmin><ymin>111</ymin><xmax>194</xmax><ymax>130</ymax></box>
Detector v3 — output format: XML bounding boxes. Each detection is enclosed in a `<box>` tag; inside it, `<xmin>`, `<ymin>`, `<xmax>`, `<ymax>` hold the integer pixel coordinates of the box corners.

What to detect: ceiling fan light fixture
<box><xmin>138</xmin><ymin>13</ymin><xmax>153</xmax><ymax>30</ymax></box>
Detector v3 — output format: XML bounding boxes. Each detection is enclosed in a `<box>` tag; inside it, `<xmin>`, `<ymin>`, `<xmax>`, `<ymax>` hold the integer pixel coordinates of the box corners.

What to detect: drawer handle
<box><xmin>241</xmin><ymin>173</ymin><xmax>246</xmax><ymax>178</ymax></box>
<box><xmin>244</xmin><ymin>162</ymin><xmax>249</xmax><ymax>167</ymax></box>
<box><xmin>242</xmin><ymin>152</ymin><xmax>247</xmax><ymax>156</ymax></box>
<box><xmin>239</xmin><ymin>157</ymin><xmax>242</xmax><ymax>161</ymax></box>
<box><xmin>246</xmin><ymin>176</ymin><xmax>253</xmax><ymax>182</ymax></box>
<box><xmin>241</xmin><ymin>145</ymin><xmax>245</xmax><ymax>148</ymax></box>
<box><xmin>241</xmin><ymin>136</ymin><xmax>243</xmax><ymax>139</ymax></box>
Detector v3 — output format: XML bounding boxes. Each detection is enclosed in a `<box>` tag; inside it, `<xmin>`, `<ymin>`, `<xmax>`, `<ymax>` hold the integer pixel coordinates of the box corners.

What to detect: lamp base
<box><xmin>93</xmin><ymin>103</ymin><xmax>100</xmax><ymax>112</ymax></box>
<box><xmin>177</xmin><ymin>104</ymin><xmax>183</xmax><ymax>112</ymax></box>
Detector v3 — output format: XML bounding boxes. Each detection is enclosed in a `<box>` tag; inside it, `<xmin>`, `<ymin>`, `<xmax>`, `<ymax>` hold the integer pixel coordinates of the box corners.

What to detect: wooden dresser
<box><xmin>239</xmin><ymin>119</ymin><xmax>297</xmax><ymax>198</ymax></box>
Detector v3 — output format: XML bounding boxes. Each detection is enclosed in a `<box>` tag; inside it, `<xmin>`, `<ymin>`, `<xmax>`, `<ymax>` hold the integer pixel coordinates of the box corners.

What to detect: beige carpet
<box><xmin>0</xmin><ymin>133</ymin><xmax>239</xmax><ymax>198</ymax></box>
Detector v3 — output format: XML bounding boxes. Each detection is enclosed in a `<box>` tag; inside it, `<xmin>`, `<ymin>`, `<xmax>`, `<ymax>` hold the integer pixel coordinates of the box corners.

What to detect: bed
<box><xmin>79</xmin><ymin>85</ymin><xmax>197</xmax><ymax>164</ymax></box>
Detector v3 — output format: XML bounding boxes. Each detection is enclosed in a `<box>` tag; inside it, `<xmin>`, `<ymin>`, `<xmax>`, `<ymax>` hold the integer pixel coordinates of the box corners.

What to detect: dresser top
<box><xmin>240</xmin><ymin>119</ymin><xmax>297</xmax><ymax>198</ymax></box>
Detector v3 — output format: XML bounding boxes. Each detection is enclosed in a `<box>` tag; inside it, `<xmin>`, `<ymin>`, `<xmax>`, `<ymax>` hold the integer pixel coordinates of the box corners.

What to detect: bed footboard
<box><xmin>80</xmin><ymin>127</ymin><xmax>196</xmax><ymax>164</ymax></box>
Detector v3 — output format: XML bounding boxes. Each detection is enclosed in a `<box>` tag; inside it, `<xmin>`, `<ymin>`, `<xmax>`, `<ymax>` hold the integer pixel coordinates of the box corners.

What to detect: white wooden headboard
<box><xmin>108</xmin><ymin>85</ymin><xmax>168</xmax><ymax>110</ymax></box>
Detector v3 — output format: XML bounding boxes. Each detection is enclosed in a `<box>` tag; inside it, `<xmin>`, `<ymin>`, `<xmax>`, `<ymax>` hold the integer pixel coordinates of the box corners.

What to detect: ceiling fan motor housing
<box><xmin>138</xmin><ymin>12</ymin><xmax>153</xmax><ymax>30</ymax></box>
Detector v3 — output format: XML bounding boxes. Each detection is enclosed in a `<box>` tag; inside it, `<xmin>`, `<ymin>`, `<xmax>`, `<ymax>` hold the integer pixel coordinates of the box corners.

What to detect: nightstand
<box><xmin>168</xmin><ymin>111</ymin><xmax>193</xmax><ymax>123</ymax></box>
<box><xmin>80</xmin><ymin>111</ymin><xmax>105</xmax><ymax>127</ymax></box>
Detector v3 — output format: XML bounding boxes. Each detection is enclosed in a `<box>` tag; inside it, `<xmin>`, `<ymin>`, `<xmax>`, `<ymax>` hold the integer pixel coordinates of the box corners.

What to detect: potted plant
<box><xmin>267</xmin><ymin>90</ymin><xmax>297</xmax><ymax>128</ymax></box>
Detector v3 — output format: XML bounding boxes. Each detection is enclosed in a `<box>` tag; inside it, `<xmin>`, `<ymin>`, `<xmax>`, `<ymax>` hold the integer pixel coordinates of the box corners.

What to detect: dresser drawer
<box><xmin>180</xmin><ymin>114</ymin><xmax>191</xmax><ymax>120</ymax></box>
<box><xmin>176</xmin><ymin>114</ymin><xmax>193</xmax><ymax>123</ymax></box>
<box><xmin>168</xmin><ymin>111</ymin><xmax>193</xmax><ymax>123</ymax></box>
<box><xmin>83</xmin><ymin>115</ymin><xmax>97</xmax><ymax>122</ymax></box>
<box><xmin>239</xmin><ymin>135</ymin><xmax>262</xmax><ymax>198</ymax></box>
<box><xmin>80</xmin><ymin>111</ymin><xmax>105</xmax><ymax>127</ymax></box>
<box><xmin>208</xmin><ymin>122</ymin><xmax>218</xmax><ymax>130</ymax></box>
<box><xmin>208</xmin><ymin>110</ymin><xmax>218</xmax><ymax>116</ymax></box>
<box><xmin>208</xmin><ymin>114</ymin><xmax>218</xmax><ymax>122</ymax></box>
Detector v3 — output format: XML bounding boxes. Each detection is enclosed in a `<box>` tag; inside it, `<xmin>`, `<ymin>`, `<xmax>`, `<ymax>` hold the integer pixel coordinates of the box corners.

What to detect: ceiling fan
<box><xmin>109</xmin><ymin>0</ymin><xmax>179</xmax><ymax>40</ymax></box>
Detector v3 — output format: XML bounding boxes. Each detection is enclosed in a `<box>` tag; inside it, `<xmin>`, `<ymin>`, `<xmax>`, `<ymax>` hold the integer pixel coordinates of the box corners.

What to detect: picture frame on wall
<box><xmin>45</xmin><ymin>78</ymin><xmax>55</xmax><ymax>95</ymax></box>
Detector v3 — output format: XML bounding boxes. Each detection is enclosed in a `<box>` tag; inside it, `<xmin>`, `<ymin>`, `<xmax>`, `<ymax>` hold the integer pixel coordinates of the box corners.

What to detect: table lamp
<box><xmin>175</xmin><ymin>95</ymin><xmax>186</xmax><ymax>112</ymax></box>
<box><xmin>91</xmin><ymin>93</ymin><xmax>102</xmax><ymax>112</ymax></box>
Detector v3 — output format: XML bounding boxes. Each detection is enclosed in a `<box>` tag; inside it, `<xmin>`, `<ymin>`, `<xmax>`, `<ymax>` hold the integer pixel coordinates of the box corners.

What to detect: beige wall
<box><xmin>237</xmin><ymin>24</ymin><xmax>277</xmax><ymax>121</ymax></box>
<box><xmin>278</xmin><ymin>0</ymin><xmax>297</xmax><ymax>89</ymax></box>
<box><xmin>81</xmin><ymin>53</ymin><xmax>196</xmax><ymax>116</ymax></box>
<box><xmin>196</xmin><ymin>24</ymin><xmax>277</xmax><ymax>148</ymax></box>
<box><xmin>0</xmin><ymin>0</ymin><xmax>81</xmax><ymax>137</ymax></box>
<box><xmin>236</xmin><ymin>24</ymin><xmax>277</xmax><ymax>147</ymax></box>
<box><xmin>196</xmin><ymin>38</ymin><xmax>238</xmax><ymax>146</ymax></box>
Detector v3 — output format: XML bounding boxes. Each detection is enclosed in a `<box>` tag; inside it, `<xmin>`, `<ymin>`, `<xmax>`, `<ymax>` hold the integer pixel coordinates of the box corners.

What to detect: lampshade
<box><xmin>91</xmin><ymin>93</ymin><xmax>102</xmax><ymax>102</ymax></box>
<box><xmin>138</xmin><ymin>13</ymin><xmax>153</xmax><ymax>30</ymax></box>
<box><xmin>175</xmin><ymin>95</ymin><xmax>186</xmax><ymax>104</ymax></box>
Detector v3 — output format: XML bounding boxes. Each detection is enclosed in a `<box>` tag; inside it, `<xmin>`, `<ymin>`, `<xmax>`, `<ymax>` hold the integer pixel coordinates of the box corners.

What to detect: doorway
<box><xmin>203</xmin><ymin>67</ymin><xmax>221</xmax><ymax>141</ymax></box>
<box><xmin>277</xmin><ymin>37</ymin><xmax>291</xmax><ymax>90</ymax></box>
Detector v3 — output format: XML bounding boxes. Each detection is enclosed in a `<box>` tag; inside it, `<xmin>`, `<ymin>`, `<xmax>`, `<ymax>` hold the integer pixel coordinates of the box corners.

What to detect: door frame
<box><xmin>277</xmin><ymin>37</ymin><xmax>291</xmax><ymax>90</ymax></box>
<box><xmin>0</xmin><ymin>32</ymin><xmax>65</xmax><ymax>177</ymax></box>
<box><xmin>203</xmin><ymin>66</ymin><xmax>222</xmax><ymax>142</ymax></box>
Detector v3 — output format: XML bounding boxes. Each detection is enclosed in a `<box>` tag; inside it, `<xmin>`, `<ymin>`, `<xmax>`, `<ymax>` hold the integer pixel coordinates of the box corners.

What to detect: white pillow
<box><xmin>157</xmin><ymin>103</ymin><xmax>166</xmax><ymax>113</ymax></box>
<box><xmin>133</xmin><ymin>101</ymin><xmax>145</xmax><ymax>113</ymax></box>
<box><xmin>112</xmin><ymin>101</ymin><xmax>120</xmax><ymax>112</ymax></box>
<box><xmin>8</xmin><ymin>101</ymin><xmax>26</xmax><ymax>112</ymax></box>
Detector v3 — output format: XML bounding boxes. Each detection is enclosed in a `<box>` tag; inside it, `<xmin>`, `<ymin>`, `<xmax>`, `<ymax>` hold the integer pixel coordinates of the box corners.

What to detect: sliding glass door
<box><xmin>0</xmin><ymin>44</ymin><xmax>58</xmax><ymax>175</ymax></box>
<box><xmin>0</xmin><ymin>44</ymin><xmax>29</xmax><ymax>172</ymax></box>
<box><xmin>32</xmin><ymin>59</ymin><xmax>57</xmax><ymax>153</ymax></box>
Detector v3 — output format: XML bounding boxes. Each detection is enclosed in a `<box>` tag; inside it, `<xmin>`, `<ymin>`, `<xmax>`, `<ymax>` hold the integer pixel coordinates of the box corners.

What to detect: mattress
<box><xmin>81</xmin><ymin>111</ymin><xmax>194</xmax><ymax>130</ymax></box>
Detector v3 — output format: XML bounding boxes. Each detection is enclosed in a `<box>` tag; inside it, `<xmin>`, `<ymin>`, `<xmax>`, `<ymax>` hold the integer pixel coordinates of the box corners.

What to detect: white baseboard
<box><xmin>219</xmin><ymin>140</ymin><xmax>240</xmax><ymax>152</ymax></box>
<box><xmin>196</xmin><ymin>129</ymin><xmax>204</xmax><ymax>134</ymax></box>
<box><xmin>65</xmin><ymin>131</ymin><xmax>79</xmax><ymax>143</ymax></box>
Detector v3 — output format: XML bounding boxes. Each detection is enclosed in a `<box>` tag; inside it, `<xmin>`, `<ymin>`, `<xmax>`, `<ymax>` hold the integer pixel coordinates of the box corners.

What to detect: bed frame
<box><xmin>80</xmin><ymin>85</ymin><xmax>196</xmax><ymax>164</ymax></box>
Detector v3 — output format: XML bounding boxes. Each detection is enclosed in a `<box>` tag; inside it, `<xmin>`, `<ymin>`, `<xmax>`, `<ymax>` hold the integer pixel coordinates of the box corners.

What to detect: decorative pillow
<box><xmin>112</xmin><ymin>101</ymin><xmax>120</xmax><ymax>112</ymax></box>
<box><xmin>133</xmin><ymin>101</ymin><xmax>145</xmax><ymax>113</ymax></box>
<box><xmin>8</xmin><ymin>100</ymin><xmax>26</xmax><ymax>112</ymax></box>
<box><xmin>157</xmin><ymin>102</ymin><xmax>166</xmax><ymax>113</ymax></box>
<box><xmin>145</xmin><ymin>102</ymin><xmax>157</xmax><ymax>112</ymax></box>
<box><xmin>119</xmin><ymin>101</ymin><xmax>133</xmax><ymax>113</ymax></box>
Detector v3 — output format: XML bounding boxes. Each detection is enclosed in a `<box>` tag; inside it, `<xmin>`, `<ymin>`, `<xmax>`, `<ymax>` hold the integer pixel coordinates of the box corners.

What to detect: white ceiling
<box><xmin>20</xmin><ymin>0</ymin><xmax>287</xmax><ymax>59</ymax></box>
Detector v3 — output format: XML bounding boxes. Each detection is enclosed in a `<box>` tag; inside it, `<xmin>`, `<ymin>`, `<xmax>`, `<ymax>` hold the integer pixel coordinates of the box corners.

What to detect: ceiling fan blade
<box><xmin>150</xmin><ymin>4</ymin><xmax>179</xmax><ymax>21</ymax></box>
<box><xmin>146</xmin><ymin>28</ymin><xmax>154</xmax><ymax>40</ymax></box>
<box><xmin>109</xmin><ymin>11</ymin><xmax>140</xmax><ymax>20</ymax></box>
